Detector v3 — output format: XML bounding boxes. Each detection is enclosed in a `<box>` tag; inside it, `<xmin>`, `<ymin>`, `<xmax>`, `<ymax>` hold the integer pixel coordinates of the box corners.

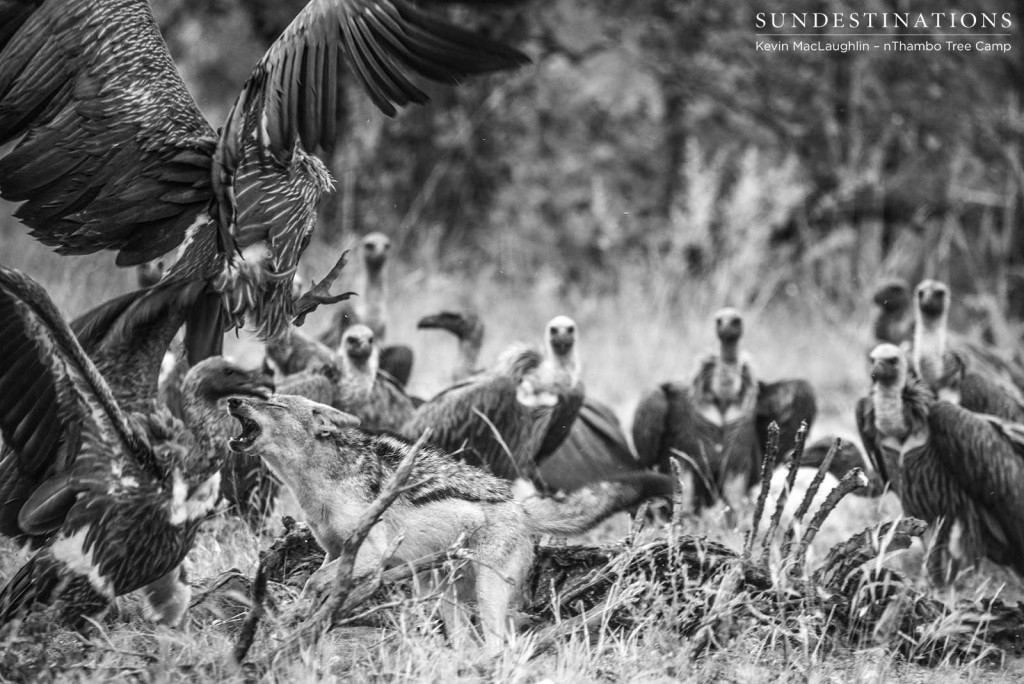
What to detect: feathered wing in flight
<box><xmin>0</xmin><ymin>0</ymin><xmax>529</xmax><ymax>359</ymax></box>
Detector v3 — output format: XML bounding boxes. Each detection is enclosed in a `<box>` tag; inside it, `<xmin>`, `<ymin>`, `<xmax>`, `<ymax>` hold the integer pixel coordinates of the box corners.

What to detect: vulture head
<box><xmin>546</xmin><ymin>315</ymin><xmax>577</xmax><ymax>358</ymax></box>
<box><xmin>714</xmin><ymin>307</ymin><xmax>744</xmax><ymax>345</ymax></box>
<box><xmin>340</xmin><ymin>324</ymin><xmax>376</xmax><ymax>363</ymax></box>
<box><xmin>872</xmin><ymin>278</ymin><xmax>911</xmax><ymax>313</ymax></box>
<box><xmin>361</xmin><ymin>232</ymin><xmax>392</xmax><ymax>271</ymax></box>
<box><xmin>869</xmin><ymin>344</ymin><xmax>909</xmax><ymax>390</ymax></box>
<box><xmin>915</xmin><ymin>279</ymin><xmax>950</xmax><ymax>321</ymax></box>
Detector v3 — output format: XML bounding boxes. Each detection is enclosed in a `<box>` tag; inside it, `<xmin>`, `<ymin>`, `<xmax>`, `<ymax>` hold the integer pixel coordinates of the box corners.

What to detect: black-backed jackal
<box><xmin>228</xmin><ymin>394</ymin><xmax>673</xmax><ymax>649</ymax></box>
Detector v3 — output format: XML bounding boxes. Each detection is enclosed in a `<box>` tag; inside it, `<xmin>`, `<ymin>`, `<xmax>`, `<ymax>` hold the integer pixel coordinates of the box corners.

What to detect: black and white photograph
<box><xmin>2</xmin><ymin>1</ymin><xmax>1024</xmax><ymax>681</ymax></box>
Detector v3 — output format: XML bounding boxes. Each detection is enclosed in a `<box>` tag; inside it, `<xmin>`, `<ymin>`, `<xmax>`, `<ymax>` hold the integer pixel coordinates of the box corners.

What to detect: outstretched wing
<box><xmin>1</xmin><ymin>0</ymin><xmax>528</xmax><ymax>269</ymax></box>
<box><xmin>213</xmin><ymin>0</ymin><xmax>530</xmax><ymax>264</ymax></box>
<box><xmin>219</xmin><ymin>0</ymin><xmax>530</xmax><ymax>160</ymax></box>
<box><xmin>402</xmin><ymin>374</ymin><xmax>530</xmax><ymax>480</ymax></box>
<box><xmin>0</xmin><ymin>0</ymin><xmax>218</xmax><ymax>266</ymax></box>
<box><xmin>756</xmin><ymin>379</ymin><xmax>816</xmax><ymax>458</ymax></box>
<box><xmin>0</xmin><ymin>265</ymin><xmax>152</xmax><ymax>541</ymax></box>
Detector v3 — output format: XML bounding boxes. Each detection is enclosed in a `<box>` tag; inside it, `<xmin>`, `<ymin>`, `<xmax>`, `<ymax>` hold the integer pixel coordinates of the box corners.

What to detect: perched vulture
<box><xmin>0</xmin><ymin>0</ymin><xmax>527</xmax><ymax>362</ymax></box>
<box><xmin>857</xmin><ymin>344</ymin><xmax>1024</xmax><ymax>584</ymax></box>
<box><xmin>633</xmin><ymin>308</ymin><xmax>816</xmax><ymax>511</ymax></box>
<box><xmin>911</xmin><ymin>279</ymin><xmax>1024</xmax><ymax>422</ymax></box>
<box><xmin>0</xmin><ymin>265</ymin><xmax>273</xmax><ymax>626</ymax></box>
<box><xmin>871</xmin><ymin>278</ymin><xmax>1024</xmax><ymax>398</ymax></box>
<box><xmin>418</xmin><ymin>309</ymin><xmax>641</xmax><ymax>490</ymax></box>
<box><xmin>316</xmin><ymin>233</ymin><xmax>413</xmax><ymax>384</ymax></box>
<box><xmin>872</xmin><ymin>277</ymin><xmax>915</xmax><ymax>347</ymax></box>
<box><xmin>404</xmin><ymin>316</ymin><xmax>584</xmax><ymax>483</ymax></box>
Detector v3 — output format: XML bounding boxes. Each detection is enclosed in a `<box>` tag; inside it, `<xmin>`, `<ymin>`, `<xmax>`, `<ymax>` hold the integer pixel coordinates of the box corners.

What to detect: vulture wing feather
<box><xmin>0</xmin><ymin>266</ymin><xmax>155</xmax><ymax>542</ymax></box>
<box><xmin>0</xmin><ymin>0</ymin><xmax>218</xmax><ymax>265</ymax></box>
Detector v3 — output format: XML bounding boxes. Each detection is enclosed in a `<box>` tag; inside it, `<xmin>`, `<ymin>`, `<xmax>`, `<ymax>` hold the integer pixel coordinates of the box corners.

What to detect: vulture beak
<box><xmin>417</xmin><ymin>312</ymin><xmax>459</xmax><ymax>331</ymax></box>
<box><xmin>549</xmin><ymin>334</ymin><xmax>574</xmax><ymax>356</ymax></box>
<box><xmin>869</xmin><ymin>344</ymin><xmax>905</xmax><ymax>386</ymax></box>
<box><xmin>345</xmin><ymin>338</ymin><xmax>374</xmax><ymax>360</ymax></box>
<box><xmin>246</xmin><ymin>367</ymin><xmax>276</xmax><ymax>399</ymax></box>
<box><xmin>714</xmin><ymin>309</ymin><xmax>744</xmax><ymax>344</ymax></box>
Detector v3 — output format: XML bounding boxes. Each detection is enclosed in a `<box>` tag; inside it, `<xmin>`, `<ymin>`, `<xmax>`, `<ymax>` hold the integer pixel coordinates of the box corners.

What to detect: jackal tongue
<box><xmin>229</xmin><ymin>413</ymin><xmax>262</xmax><ymax>453</ymax></box>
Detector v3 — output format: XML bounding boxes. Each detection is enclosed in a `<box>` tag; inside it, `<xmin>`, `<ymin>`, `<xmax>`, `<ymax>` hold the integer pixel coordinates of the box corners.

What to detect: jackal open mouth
<box><xmin>228</xmin><ymin>399</ymin><xmax>262</xmax><ymax>453</ymax></box>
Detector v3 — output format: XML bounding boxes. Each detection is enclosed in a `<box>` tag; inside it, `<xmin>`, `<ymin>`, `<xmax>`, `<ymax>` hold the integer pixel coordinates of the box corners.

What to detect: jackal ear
<box><xmin>313</xmin><ymin>407</ymin><xmax>361</xmax><ymax>437</ymax></box>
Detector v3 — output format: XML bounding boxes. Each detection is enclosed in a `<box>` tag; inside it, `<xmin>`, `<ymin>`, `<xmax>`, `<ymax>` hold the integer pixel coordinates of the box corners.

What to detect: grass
<box><xmin>1</xmin><ymin>222</ymin><xmax>1024</xmax><ymax>682</ymax></box>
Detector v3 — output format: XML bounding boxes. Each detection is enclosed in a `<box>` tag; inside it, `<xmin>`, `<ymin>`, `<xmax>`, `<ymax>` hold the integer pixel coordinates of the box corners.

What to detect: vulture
<box><xmin>871</xmin><ymin>278</ymin><xmax>1024</xmax><ymax>398</ymax></box>
<box><xmin>856</xmin><ymin>344</ymin><xmax>1024</xmax><ymax>584</ymax></box>
<box><xmin>0</xmin><ymin>0</ymin><xmax>528</xmax><ymax>363</ymax></box>
<box><xmin>872</xmin><ymin>277</ymin><xmax>914</xmax><ymax>347</ymax></box>
<box><xmin>0</xmin><ymin>265</ymin><xmax>273</xmax><ymax>627</ymax></box>
<box><xmin>220</xmin><ymin>325</ymin><xmax>379</xmax><ymax>525</ymax></box>
<box><xmin>403</xmin><ymin>316</ymin><xmax>584</xmax><ymax>483</ymax></box>
<box><xmin>276</xmin><ymin>324</ymin><xmax>378</xmax><ymax>410</ymax></box>
<box><xmin>911</xmin><ymin>280</ymin><xmax>1024</xmax><ymax>422</ymax></box>
<box><xmin>318</xmin><ymin>233</ymin><xmax>414</xmax><ymax>385</ymax></box>
<box><xmin>267</xmin><ymin>318</ymin><xmax>416</xmax><ymax>431</ymax></box>
<box><xmin>632</xmin><ymin>307</ymin><xmax>817</xmax><ymax>511</ymax></box>
<box><xmin>418</xmin><ymin>309</ymin><xmax>640</xmax><ymax>491</ymax></box>
<box><xmin>418</xmin><ymin>310</ymin><xmax>486</xmax><ymax>382</ymax></box>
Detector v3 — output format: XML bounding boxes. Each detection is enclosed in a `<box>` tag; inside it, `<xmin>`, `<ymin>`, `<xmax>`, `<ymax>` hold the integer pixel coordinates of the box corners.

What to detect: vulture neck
<box><xmin>872</xmin><ymin>380</ymin><xmax>912</xmax><ymax>441</ymax></box>
<box><xmin>340</xmin><ymin>351</ymin><xmax>378</xmax><ymax>405</ymax></box>
<box><xmin>712</xmin><ymin>338</ymin><xmax>745</xmax><ymax>405</ymax></box>
<box><xmin>913</xmin><ymin>312</ymin><xmax>948</xmax><ymax>389</ymax></box>
<box><xmin>547</xmin><ymin>345</ymin><xmax>581</xmax><ymax>387</ymax></box>
<box><xmin>361</xmin><ymin>264</ymin><xmax>388</xmax><ymax>341</ymax></box>
<box><xmin>454</xmin><ymin>330</ymin><xmax>484</xmax><ymax>381</ymax></box>
<box><xmin>180</xmin><ymin>386</ymin><xmax>232</xmax><ymax>479</ymax></box>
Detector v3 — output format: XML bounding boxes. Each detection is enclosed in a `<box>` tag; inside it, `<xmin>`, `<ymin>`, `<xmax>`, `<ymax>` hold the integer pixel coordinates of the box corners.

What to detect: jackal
<box><xmin>227</xmin><ymin>394</ymin><xmax>673</xmax><ymax>648</ymax></box>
